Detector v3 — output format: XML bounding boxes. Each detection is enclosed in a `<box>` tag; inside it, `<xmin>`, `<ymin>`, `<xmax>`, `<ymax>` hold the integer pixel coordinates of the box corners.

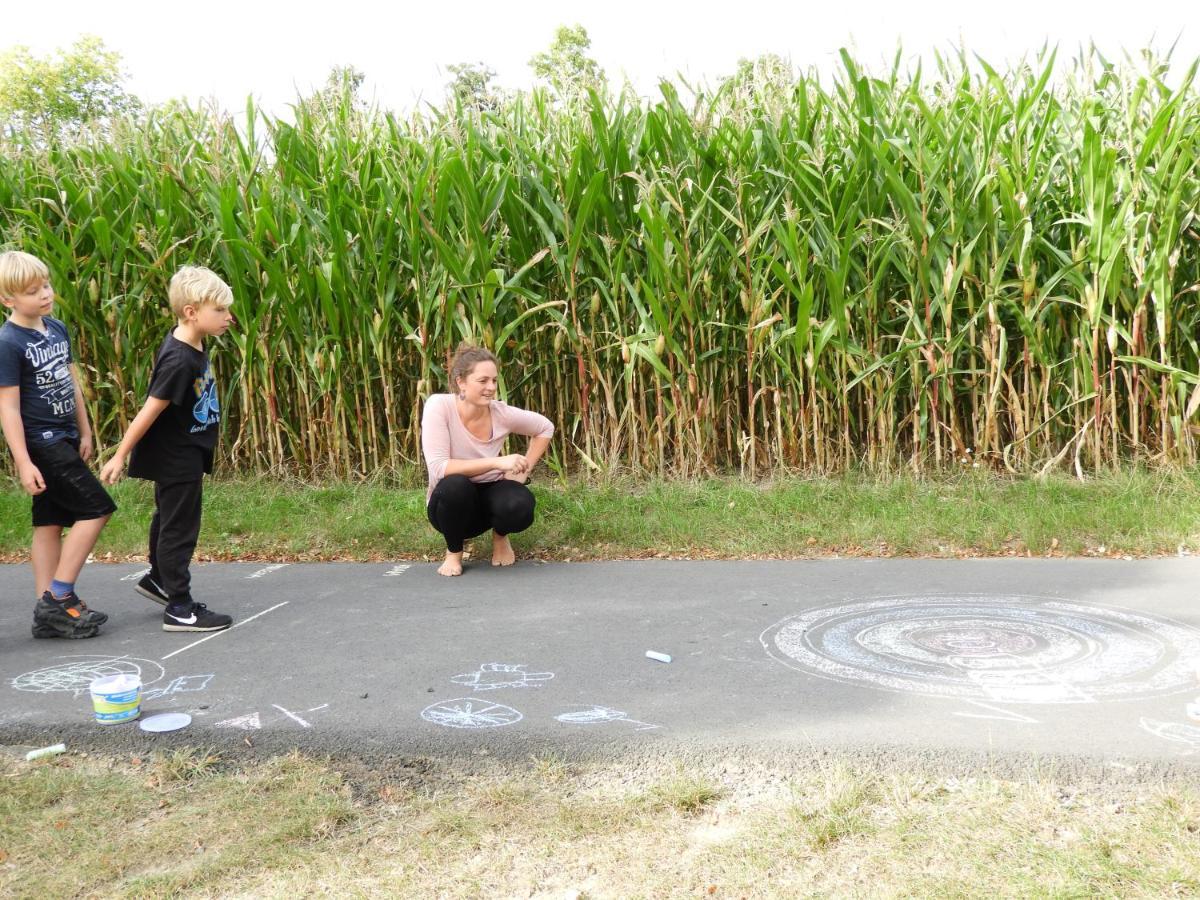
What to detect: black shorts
<box><xmin>27</xmin><ymin>439</ymin><xmax>118</xmax><ymax>528</ymax></box>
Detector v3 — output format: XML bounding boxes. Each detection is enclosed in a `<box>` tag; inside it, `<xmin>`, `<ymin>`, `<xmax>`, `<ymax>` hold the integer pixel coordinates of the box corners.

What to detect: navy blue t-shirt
<box><xmin>128</xmin><ymin>333</ymin><xmax>220</xmax><ymax>483</ymax></box>
<box><xmin>0</xmin><ymin>316</ymin><xmax>79</xmax><ymax>447</ymax></box>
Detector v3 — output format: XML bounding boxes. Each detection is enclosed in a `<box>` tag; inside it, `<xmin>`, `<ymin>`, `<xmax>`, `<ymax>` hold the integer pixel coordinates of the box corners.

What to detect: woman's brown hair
<box><xmin>449</xmin><ymin>343</ymin><xmax>498</xmax><ymax>394</ymax></box>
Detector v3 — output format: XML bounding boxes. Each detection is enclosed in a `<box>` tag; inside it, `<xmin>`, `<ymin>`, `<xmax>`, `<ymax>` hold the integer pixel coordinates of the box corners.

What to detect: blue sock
<box><xmin>49</xmin><ymin>579</ymin><xmax>74</xmax><ymax>599</ymax></box>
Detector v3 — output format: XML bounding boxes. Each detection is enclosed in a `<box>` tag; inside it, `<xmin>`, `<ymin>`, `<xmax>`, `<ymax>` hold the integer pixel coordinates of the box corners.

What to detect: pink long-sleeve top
<box><xmin>421</xmin><ymin>393</ymin><xmax>555</xmax><ymax>498</ymax></box>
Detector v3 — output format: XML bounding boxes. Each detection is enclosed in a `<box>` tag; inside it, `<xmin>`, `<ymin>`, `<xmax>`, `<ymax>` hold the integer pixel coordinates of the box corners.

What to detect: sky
<box><xmin>5</xmin><ymin>0</ymin><xmax>1197</xmax><ymax>115</ymax></box>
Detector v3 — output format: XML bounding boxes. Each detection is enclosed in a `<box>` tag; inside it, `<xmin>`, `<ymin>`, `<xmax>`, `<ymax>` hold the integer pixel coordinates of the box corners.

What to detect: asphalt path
<box><xmin>4</xmin><ymin>559</ymin><xmax>1200</xmax><ymax>772</ymax></box>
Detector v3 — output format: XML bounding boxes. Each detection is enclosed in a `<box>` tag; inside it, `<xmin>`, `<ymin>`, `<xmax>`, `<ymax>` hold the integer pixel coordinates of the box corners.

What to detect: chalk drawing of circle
<box><xmin>760</xmin><ymin>594</ymin><xmax>1200</xmax><ymax>703</ymax></box>
<box><xmin>907</xmin><ymin>624</ymin><xmax>1038</xmax><ymax>656</ymax></box>
<box><xmin>556</xmin><ymin>706</ymin><xmax>628</xmax><ymax>724</ymax></box>
<box><xmin>858</xmin><ymin>616</ymin><xmax>1091</xmax><ymax>672</ymax></box>
<box><xmin>11</xmin><ymin>655</ymin><xmax>167</xmax><ymax>694</ymax></box>
<box><xmin>421</xmin><ymin>698</ymin><xmax>523</xmax><ymax>729</ymax></box>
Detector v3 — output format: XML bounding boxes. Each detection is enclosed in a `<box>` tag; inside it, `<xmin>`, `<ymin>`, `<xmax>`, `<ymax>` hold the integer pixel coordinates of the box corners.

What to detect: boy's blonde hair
<box><xmin>168</xmin><ymin>266</ymin><xmax>233</xmax><ymax>318</ymax></box>
<box><xmin>0</xmin><ymin>251</ymin><xmax>50</xmax><ymax>298</ymax></box>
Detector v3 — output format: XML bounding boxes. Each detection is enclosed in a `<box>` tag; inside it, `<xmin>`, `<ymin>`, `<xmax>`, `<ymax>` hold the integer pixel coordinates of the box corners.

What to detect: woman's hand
<box><xmin>496</xmin><ymin>454</ymin><xmax>529</xmax><ymax>474</ymax></box>
<box><xmin>503</xmin><ymin>469</ymin><xmax>529</xmax><ymax>484</ymax></box>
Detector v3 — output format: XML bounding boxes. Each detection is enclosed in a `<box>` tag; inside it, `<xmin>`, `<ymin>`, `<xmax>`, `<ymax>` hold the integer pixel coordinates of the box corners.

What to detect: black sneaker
<box><xmin>61</xmin><ymin>591</ymin><xmax>108</xmax><ymax>626</ymax></box>
<box><xmin>33</xmin><ymin>621</ymin><xmax>101</xmax><ymax>640</ymax></box>
<box><xmin>135</xmin><ymin>573</ymin><xmax>170</xmax><ymax>606</ymax></box>
<box><xmin>163</xmin><ymin>602</ymin><xmax>232</xmax><ymax>633</ymax></box>
<box><xmin>33</xmin><ymin>592</ymin><xmax>107</xmax><ymax>636</ymax></box>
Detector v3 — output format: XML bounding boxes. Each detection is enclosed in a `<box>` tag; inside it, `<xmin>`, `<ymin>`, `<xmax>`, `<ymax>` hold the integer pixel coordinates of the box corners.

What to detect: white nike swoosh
<box><xmin>170</xmin><ymin>614</ymin><xmax>198</xmax><ymax>624</ymax></box>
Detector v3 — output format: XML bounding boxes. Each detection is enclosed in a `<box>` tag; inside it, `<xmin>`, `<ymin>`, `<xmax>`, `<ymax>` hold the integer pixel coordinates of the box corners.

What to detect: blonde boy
<box><xmin>101</xmin><ymin>266</ymin><xmax>235</xmax><ymax>632</ymax></box>
<box><xmin>0</xmin><ymin>250</ymin><xmax>114</xmax><ymax>638</ymax></box>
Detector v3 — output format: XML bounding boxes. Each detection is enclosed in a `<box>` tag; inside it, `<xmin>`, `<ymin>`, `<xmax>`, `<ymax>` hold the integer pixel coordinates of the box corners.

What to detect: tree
<box><xmin>446</xmin><ymin>62</ymin><xmax>501</xmax><ymax>112</ymax></box>
<box><xmin>723</xmin><ymin>53</ymin><xmax>795</xmax><ymax>95</ymax></box>
<box><xmin>294</xmin><ymin>65</ymin><xmax>367</xmax><ymax>124</ymax></box>
<box><xmin>529</xmin><ymin>25</ymin><xmax>606</xmax><ymax>98</ymax></box>
<box><xmin>311</xmin><ymin>65</ymin><xmax>366</xmax><ymax>110</ymax></box>
<box><xmin>322</xmin><ymin>65</ymin><xmax>366</xmax><ymax>102</ymax></box>
<box><xmin>0</xmin><ymin>35</ymin><xmax>140</xmax><ymax>141</ymax></box>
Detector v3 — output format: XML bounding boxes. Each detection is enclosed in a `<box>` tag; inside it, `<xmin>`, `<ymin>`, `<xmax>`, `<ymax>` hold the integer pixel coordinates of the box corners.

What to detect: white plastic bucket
<box><xmin>89</xmin><ymin>674</ymin><xmax>141</xmax><ymax>725</ymax></box>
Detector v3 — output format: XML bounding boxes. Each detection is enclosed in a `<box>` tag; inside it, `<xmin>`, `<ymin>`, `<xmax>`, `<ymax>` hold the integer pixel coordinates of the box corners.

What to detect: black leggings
<box><xmin>427</xmin><ymin>475</ymin><xmax>536</xmax><ymax>553</ymax></box>
<box><xmin>148</xmin><ymin>479</ymin><xmax>203</xmax><ymax>603</ymax></box>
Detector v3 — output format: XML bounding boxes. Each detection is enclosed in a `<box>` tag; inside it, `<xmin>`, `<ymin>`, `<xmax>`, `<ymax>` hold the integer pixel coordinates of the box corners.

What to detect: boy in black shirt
<box><xmin>101</xmin><ymin>266</ymin><xmax>234</xmax><ymax>632</ymax></box>
<box><xmin>0</xmin><ymin>251</ymin><xmax>115</xmax><ymax>638</ymax></box>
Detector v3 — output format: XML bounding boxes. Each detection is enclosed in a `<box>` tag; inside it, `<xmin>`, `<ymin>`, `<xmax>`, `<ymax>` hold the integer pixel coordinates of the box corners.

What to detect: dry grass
<box><xmin>3</xmin><ymin>749</ymin><xmax>1199</xmax><ymax>898</ymax></box>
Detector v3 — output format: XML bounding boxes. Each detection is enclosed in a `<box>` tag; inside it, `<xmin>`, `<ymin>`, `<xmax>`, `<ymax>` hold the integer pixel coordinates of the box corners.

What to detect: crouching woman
<box><xmin>420</xmin><ymin>344</ymin><xmax>554</xmax><ymax>576</ymax></box>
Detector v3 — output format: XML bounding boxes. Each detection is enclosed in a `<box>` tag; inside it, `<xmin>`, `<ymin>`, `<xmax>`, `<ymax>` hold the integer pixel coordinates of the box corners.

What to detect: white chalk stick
<box><xmin>645</xmin><ymin>650</ymin><xmax>672</xmax><ymax>663</ymax></box>
<box><xmin>25</xmin><ymin>743</ymin><xmax>66</xmax><ymax>761</ymax></box>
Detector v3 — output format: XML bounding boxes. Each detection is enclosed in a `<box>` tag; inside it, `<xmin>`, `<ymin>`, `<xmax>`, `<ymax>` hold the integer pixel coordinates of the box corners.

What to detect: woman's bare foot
<box><xmin>492</xmin><ymin>534</ymin><xmax>516</xmax><ymax>566</ymax></box>
<box><xmin>437</xmin><ymin>551</ymin><xmax>464</xmax><ymax>576</ymax></box>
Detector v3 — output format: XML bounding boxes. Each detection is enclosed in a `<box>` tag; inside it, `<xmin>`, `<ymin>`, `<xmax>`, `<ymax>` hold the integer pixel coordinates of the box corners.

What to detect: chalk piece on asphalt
<box><xmin>25</xmin><ymin>743</ymin><xmax>66</xmax><ymax>761</ymax></box>
<box><xmin>645</xmin><ymin>651</ymin><xmax>672</xmax><ymax>663</ymax></box>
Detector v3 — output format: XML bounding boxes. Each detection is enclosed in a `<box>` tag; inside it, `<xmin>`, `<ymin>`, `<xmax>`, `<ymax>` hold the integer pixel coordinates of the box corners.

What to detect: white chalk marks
<box><xmin>1140</xmin><ymin>717</ymin><xmax>1200</xmax><ymax>753</ymax></box>
<box><xmin>11</xmin><ymin>655</ymin><xmax>165</xmax><ymax>696</ymax></box>
<box><xmin>215</xmin><ymin>704</ymin><xmax>328</xmax><ymax>731</ymax></box>
<box><xmin>762</xmin><ymin>594</ymin><xmax>1200</xmax><ymax>704</ymax></box>
<box><xmin>246</xmin><ymin>564</ymin><xmax>289</xmax><ymax>580</ymax></box>
<box><xmin>272</xmin><ymin>703</ymin><xmax>328</xmax><ymax>728</ymax></box>
<box><xmin>556</xmin><ymin>705</ymin><xmax>661</xmax><ymax>731</ymax></box>
<box><xmin>161</xmin><ymin>601</ymin><xmax>289</xmax><ymax>661</ymax></box>
<box><xmin>142</xmin><ymin>673</ymin><xmax>214</xmax><ymax>702</ymax></box>
<box><xmin>120</xmin><ymin>567</ymin><xmax>151</xmax><ymax>582</ymax></box>
<box><xmin>422</xmin><ymin>660</ymin><xmax>661</xmax><ymax>733</ymax></box>
<box><xmin>952</xmin><ymin>700</ymin><xmax>1040</xmax><ymax>723</ymax></box>
<box><xmin>216</xmin><ymin>712</ymin><xmax>262</xmax><ymax>731</ymax></box>
<box><xmin>383</xmin><ymin>564</ymin><xmax>411</xmax><ymax>577</ymax></box>
<box><xmin>451</xmin><ymin>663</ymin><xmax>554</xmax><ymax>691</ymax></box>
<box><xmin>421</xmin><ymin>698</ymin><xmax>523</xmax><ymax>729</ymax></box>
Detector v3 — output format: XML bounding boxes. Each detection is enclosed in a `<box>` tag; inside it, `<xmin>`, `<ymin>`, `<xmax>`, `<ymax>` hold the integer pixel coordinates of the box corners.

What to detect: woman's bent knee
<box><xmin>431</xmin><ymin>474</ymin><xmax>476</xmax><ymax>506</ymax></box>
<box><xmin>491</xmin><ymin>485</ymin><xmax>535</xmax><ymax>534</ymax></box>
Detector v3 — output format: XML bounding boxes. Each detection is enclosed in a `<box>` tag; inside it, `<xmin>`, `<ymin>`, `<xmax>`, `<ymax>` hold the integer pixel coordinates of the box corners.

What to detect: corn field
<box><xmin>2</xmin><ymin>49</ymin><xmax>1199</xmax><ymax>478</ymax></box>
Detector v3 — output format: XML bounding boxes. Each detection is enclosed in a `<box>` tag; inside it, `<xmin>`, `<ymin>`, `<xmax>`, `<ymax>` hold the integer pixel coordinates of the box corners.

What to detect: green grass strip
<box><xmin>2</xmin><ymin>469</ymin><xmax>1199</xmax><ymax>561</ymax></box>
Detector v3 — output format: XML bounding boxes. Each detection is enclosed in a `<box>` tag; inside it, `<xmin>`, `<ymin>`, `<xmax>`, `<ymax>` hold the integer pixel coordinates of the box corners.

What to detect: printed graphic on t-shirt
<box><xmin>25</xmin><ymin>337</ymin><xmax>75</xmax><ymax>418</ymax></box>
<box><xmin>190</xmin><ymin>366</ymin><xmax>219</xmax><ymax>433</ymax></box>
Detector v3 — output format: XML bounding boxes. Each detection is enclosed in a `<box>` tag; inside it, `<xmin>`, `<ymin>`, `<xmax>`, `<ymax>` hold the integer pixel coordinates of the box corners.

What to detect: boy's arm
<box><xmin>0</xmin><ymin>386</ymin><xmax>45</xmax><ymax>494</ymax></box>
<box><xmin>99</xmin><ymin>396</ymin><xmax>171</xmax><ymax>485</ymax></box>
<box><xmin>70</xmin><ymin>365</ymin><xmax>94</xmax><ymax>462</ymax></box>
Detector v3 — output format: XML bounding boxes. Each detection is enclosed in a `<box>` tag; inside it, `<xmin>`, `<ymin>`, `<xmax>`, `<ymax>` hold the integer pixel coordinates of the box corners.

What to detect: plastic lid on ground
<box><xmin>139</xmin><ymin>713</ymin><xmax>192</xmax><ymax>733</ymax></box>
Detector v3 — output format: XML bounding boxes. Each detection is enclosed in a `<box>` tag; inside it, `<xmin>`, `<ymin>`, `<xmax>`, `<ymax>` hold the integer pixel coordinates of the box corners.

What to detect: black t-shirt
<box><xmin>128</xmin><ymin>333</ymin><xmax>220</xmax><ymax>483</ymax></box>
<box><xmin>0</xmin><ymin>316</ymin><xmax>79</xmax><ymax>447</ymax></box>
